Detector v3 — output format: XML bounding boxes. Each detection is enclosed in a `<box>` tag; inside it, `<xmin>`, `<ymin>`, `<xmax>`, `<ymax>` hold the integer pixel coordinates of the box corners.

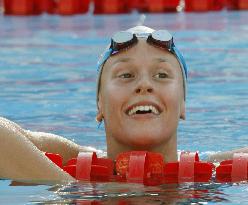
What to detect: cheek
<box><xmin>161</xmin><ymin>83</ymin><xmax>183</xmax><ymax>112</ymax></box>
<box><xmin>101</xmin><ymin>83</ymin><xmax>128</xmax><ymax>117</ymax></box>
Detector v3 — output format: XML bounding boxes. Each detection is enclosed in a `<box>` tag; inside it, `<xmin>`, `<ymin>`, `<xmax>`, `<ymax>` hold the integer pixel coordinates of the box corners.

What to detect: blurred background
<box><xmin>0</xmin><ymin>0</ymin><xmax>248</xmax><ymax>16</ymax></box>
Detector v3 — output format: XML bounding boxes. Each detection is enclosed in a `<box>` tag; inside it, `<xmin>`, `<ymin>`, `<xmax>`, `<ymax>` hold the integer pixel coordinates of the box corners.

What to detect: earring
<box><xmin>95</xmin><ymin>113</ymin><xmax>104</xmax><ymax>129</ymax></box>
<box><xmin>180</xmin><ymin>113</ymin><xmax>186</xmax><ymax>120</ymax></box>
<box><xmin>95</xmin><ymin>113</ymin><xmax>104</xmax><ymax>123</ymax></box>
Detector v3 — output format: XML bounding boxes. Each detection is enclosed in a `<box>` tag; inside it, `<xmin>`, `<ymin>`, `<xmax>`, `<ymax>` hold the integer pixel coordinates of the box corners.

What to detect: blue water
<box><xmin>0</xmin><ymin>10</ymin><xmax>248</xmax><ymax>204</ymax></box>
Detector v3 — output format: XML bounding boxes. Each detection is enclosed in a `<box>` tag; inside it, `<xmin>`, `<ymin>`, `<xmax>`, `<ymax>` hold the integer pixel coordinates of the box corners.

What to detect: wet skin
<box><xmin>98</xmin><ymin>39</ymin><xmax>186</xmax><ymax>162</ymax></box>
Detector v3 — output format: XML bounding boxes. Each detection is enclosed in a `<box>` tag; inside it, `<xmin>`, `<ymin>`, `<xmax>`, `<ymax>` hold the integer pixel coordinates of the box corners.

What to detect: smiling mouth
<box><xmin>127</xmin><ymin>105</ymin><xmax>160</xmax><ymax>116</ymax></box>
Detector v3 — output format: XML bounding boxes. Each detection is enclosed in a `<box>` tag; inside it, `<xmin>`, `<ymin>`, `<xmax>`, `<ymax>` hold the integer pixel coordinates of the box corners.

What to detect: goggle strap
<box><xmin>97</xmin><ymin>48</ymin><xmax>113</xmax><ymax>72</ymax></box>
<box><xmin>173</xmin><ymin>46</ymin><xmax>188</xmax><ymax>79</ymax></box>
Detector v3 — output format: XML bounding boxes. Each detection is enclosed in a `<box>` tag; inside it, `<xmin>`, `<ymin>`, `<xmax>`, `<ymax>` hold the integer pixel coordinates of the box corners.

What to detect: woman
<box><xmin>0</xmin><ymin>26</ymin><xmax>245</xmax><ymax>182</ymax></box>
<box><xmin>95</xmin><ymin>26</ymin><xmax>187</xmax><ymax>162</ymax></box>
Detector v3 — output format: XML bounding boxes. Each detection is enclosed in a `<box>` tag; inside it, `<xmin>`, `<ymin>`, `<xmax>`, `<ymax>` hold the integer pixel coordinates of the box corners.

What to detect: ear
<box><xmin>96</xmin><ymin>112</ymin><xmax>104</xmax><ymax>122</ymax></box>
<box><xmin>96</xmin><ymin>93</ymin><xmax>104</xmax><ymax>122</ymax></box>
<box><xmin>180</xmin><ymin>100</ymin><xmax>186</xmax><ymax>120</ymax></box>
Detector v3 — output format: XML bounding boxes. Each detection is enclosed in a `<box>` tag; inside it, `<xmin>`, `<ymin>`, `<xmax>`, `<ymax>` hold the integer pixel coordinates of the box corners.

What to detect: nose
<box><xmin>135</xmin><ymin>75</ymin><xmax>154</xmax><ymax>94</ymax></box>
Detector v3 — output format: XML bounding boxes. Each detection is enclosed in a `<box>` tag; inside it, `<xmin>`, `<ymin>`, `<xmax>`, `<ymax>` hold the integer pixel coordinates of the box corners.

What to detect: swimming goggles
<box><xmin>97</xmin><ymin>29</ymin><xmax>188</xmax><ymax>99</ymax></box>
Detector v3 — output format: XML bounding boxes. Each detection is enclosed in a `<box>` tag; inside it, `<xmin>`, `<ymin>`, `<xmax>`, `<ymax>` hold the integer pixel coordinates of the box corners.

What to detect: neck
<box><xmin>106</xmin><ymin>133</ymin><xmax>177</xmax><ymax>162</ymax></box>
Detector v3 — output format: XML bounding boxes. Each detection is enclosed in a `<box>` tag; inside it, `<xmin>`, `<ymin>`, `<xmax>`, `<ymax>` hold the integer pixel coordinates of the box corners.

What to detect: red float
<box><xmin>62</xmin><ymin>152</ymin><xmax>114</xmax><ymax>181</ymax></box>
<box><xmin>146</xmin><ymin>0</ymin><xmax>165</xmax><ymax>12</ymax></box>
<box><xmin>2</xmin><ymin>0</ymin><xmax>247</xmax><ymax>15</ymax></box>
<box><xmin>46</xmin><ymin>151</ymin><xmax>214</xmax><ymax>185</ymax></box>
<box><xmin>34</xmin><ymin>0</ymin><xmax>56</xmax><ymax>14</ymax></box>
<box><xmin>45</xmin><ymin>152</ymin><xmax>63</xmax><ymax>168</ymax></box>
<box><xmin>57</xmin><ymin>0</ymin><xmax>77</xmax><ymax>15</ymax></box>
<box><xmin>78</xmin><ymin>0</ymin><xmax>90</xmax><ymax>13</ymax></box>
<box><xmin>45</xmin><ymin>151</ymin><xmax>248</xmax><ymax>185</ymax></box>
<box><xmin>216</xmin><ymin>153</ymin><xmax>248</xmax><ymax>182</ymax></box>
<box><xmin>132</xmin><ymin>0</ymin><xmax>147</xmax><ymax>12</ymax></box>
<box><xmin>3</xmin><ymin>0</ymin><xmax>12</xmax><ymax>14</ymax></box>
<box><xmin>129</xmin><ymin>0</ymin><xmax>180</xmax><ymax>12</ymax></box>
<box><xmin>93</xmin><ymin>0</ymin><xmax>130</xmax><ymax>14</ymax></box>
<box><xmin>128</xmin><ymin>0</ymin><xmax>144</xmax><ymax>11</ymax></box>
<box><xmin>4</xmin><ymin>0</ymin><xmax>35</xmax><ymax>15</ymax></box>
<box><xmin>212</xmin><ymin>0</ymin><xmax>224</xmax><ymax>10</ymax></box>
<box><xmin>164</xmin><ymin>152</ymin><xmax>214</xmax><ymax>183</ymax></box>
<box><xmin>57</xmin><ymin>0</ymin><xmax>90</xmax><ymax>15</ymax></box>
<box><xmin>238</xmin><ymin>0</ymin><xmax>248</xmax><ymax>9</ymax></box>
<box><xmin>115</xmin><ymin>151</ymin><xmax>213</xmax><ymax>185</ymax></box>
<box><xmin>116</xmin><ymin>151</ymin><xmax>164</xmax><ymax>185</ymax></box>
<box><xmin>224</xmin><ymin>0</ymin><xmax>238</xmax><ymax>10</ymax></box>
<box><xmin>185</xmin><ymin>0</ymin><xmax>224</xmax><ymax>11</ymax></box>
<box><xmin>164</xmin><ymin>0</ymin><xmax>180</xmax><ymax>12</ymax></box>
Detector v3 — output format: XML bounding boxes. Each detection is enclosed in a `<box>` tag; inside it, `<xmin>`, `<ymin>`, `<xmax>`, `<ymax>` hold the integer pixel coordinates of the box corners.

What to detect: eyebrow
<box><xmin>112</xmin><ymin>57</ymin><xmax>169</xmax><ymax>63</ymax></box>
<box><xmin>109</xmin><ymin>57</ymin><xmax>134</xmax><ymax>69</ymax></box>
<box><xmin>110</xmin><ymin>57</ymin><xmax>171</xmax><ymax>69</ymax></box>
<box><xmin>152</xmin><ymin>57</ymin><xmax>170</xmax><ymax>63</ymax></box>
<box><xmin>112</xmin><ymin>57</ymin><xmax>133</xmax><ymax>65</ymax></box>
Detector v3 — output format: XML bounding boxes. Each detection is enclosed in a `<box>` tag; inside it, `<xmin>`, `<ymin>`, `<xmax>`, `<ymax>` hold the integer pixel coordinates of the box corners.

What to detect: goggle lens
<box><xmin>111</xmin><ymin>31</ymin><xmax>138</xmax><ymax>53</ymax></box>
<box><xmin>151</xmin><ymin>30</ymin><xmax>172</xmax><ymax>42</ymax></box>
<box><xmin>112</xmin><ymin>31</ymin><xmax>133</xmax><ymax>43</ymax></box>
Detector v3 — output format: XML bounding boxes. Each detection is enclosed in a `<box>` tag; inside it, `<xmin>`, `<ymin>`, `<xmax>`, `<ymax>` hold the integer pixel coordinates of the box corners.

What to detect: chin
<box><xmin>121</xmin><ymin>129</ymin><xmax>170</xmax><ymax>149</ymax></box>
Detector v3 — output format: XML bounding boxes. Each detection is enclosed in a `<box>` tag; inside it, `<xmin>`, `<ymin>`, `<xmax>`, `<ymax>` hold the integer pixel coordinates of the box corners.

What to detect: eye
<box><xmin>154</xmin><ymin>72</ymin><xmax>168</xmax><ymax>79</ymax></box>
<box><xmin>118</xmin><ymin>73</ymin><xmax>134</xmax><ymax>78</ymax></box>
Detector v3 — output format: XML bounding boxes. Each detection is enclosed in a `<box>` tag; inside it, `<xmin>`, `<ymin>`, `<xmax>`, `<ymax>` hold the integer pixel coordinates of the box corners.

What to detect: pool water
<box><xmin>0</xmin><ymin>10</ymin><xmax>248</xmax><ymax>205</ymax></box>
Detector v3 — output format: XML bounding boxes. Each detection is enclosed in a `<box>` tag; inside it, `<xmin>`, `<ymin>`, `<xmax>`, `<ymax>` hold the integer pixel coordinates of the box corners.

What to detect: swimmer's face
<box><xmin>98</xmin><ymin>39</ymin><xmax>185</xmax><ymax>151</ymax></box>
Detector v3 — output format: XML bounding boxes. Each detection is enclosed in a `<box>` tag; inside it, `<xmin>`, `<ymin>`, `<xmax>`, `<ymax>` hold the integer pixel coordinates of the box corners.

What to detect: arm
<box><xmin>0</xmin><ymin>117</ymin><xmax>98</xmax><ymax>164</ymax></box>
<box><xmin>207</xmin><ymin>147</ymin><xmax>248</xmax><ymax>162</ymax></box>
<box><xmin>0</xmin><ymin>120</ymin><xmax>74</xmax><ymax>182</ymax></box>
<box><xmin>24</xmin><ymin>131</ymin><xmax>97</xmax><ymax>165</ymax></box>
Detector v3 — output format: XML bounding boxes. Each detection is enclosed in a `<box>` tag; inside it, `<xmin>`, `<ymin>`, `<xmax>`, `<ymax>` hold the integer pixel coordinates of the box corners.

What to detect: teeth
<box><xmin>127</xmin><ymin>105</ymin><xmax>159</xmax><ymax>116</ymax></box>
<box><xmin>151</xmin><ymin>106</ymin><xmax>159</xmax><ymax>115</ymax></box>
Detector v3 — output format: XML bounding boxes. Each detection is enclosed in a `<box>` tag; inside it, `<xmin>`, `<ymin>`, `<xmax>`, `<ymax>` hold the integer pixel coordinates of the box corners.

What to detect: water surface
<box><xmin>0</xmin><ymin>11</ymin><xmax>248</xmax><ymax>205</ymax></box>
